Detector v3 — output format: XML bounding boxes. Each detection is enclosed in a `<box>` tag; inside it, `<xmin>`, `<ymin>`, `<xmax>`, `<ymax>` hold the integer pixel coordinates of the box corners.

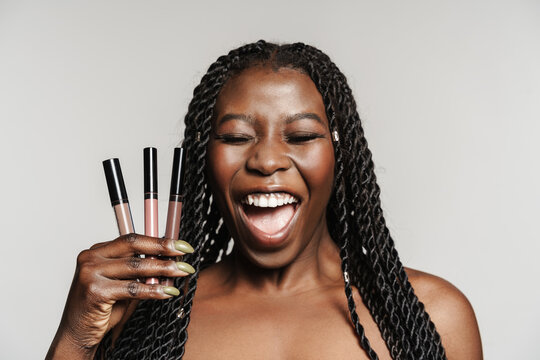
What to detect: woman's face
<box><xmin>207</xmin><ymin>66</ymin><xmax>335</xmax><ymax>268</ymax></box>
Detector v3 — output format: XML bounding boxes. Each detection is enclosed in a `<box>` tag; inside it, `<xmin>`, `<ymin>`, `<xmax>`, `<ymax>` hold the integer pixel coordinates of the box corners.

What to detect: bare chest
<box><xmin>183</xmin><ymin>291</ymin><xmax>391</xmax><ymax>360</ymax></box>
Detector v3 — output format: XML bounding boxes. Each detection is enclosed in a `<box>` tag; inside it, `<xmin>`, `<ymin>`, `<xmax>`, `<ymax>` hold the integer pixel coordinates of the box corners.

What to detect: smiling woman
<box><xmin>207</xmin><ymin>67</ymin><xmax>335</xmax><ymax>260</ymax></box>
<box><xmin>47</xmin><ymin>41</ymin><xmax>482</xmax><ymax>360</ymax></box>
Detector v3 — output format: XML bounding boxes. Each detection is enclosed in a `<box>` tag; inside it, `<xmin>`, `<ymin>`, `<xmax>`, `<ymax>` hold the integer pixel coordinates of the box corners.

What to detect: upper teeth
<box><xmin>242</xmin><ymin>192</ymin><xmax>298</xmax><ymax>208</ymax></box>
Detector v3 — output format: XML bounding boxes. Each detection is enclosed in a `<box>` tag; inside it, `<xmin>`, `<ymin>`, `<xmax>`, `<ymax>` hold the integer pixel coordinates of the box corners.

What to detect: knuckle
<box><xmin>158</xmin><ymin>238</ymin><xmax>171</xmax><ymax>255</ymax></box>
<box><xmin>121</xmin><ymin>233</ymin><xmax>138</xmax><ymax>245</ymax></box>
<box><xmin>127</xmin><ymin>256</ymin><xmax>142</xmax><ymax>270</ymax></box>
<box><xmin>148</xmin><ymin>285</ymin><xmax>162</xmax><ymax>298</ymax></box>
<box><xmin>76</xmin><ymin>249</ymin><xmax>92</xmax><ymax>266</ymax></box>
<box><xmin>87</xmin><ymin>282</ymin><xmax>105</xmax><ymax>301</ymax></box>
<box><xmin>78</xmin><ymin>263</ymin><xmax>96</xmax><ymax>281</ymax></box>
<box><xmin>127</xmin><ymin>281</ymin><xmax>139</xmax><ymax>297</ymax></box>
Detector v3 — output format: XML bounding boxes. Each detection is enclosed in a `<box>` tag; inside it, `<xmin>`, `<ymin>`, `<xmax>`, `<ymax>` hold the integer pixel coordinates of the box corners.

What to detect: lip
<box><xmin>235</xmin><ymin>185</ymin><xmax>303</xmax><ymax>203</ymax></box>
<box><xmin>234</xmin><ymin>185</ymin><xmax>303</xmax><ymax>249</ymax></box>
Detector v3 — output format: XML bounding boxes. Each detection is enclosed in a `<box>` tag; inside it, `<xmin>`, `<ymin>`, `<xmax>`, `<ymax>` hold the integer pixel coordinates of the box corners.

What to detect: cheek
<box><xmin>294</xmin><ymin>143</ymin><xmax>335</xmax><ymax>194</ymax></box>
<box><xmin>207</xmin><ymin>142</ymin><xmax>244</xmax><ymax>200</ymax></box>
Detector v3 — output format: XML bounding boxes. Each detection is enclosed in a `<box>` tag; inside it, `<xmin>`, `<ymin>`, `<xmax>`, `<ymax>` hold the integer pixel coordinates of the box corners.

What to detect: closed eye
<box><xmin>214</xmin><ymin>133</ymin><xmax>253</xmax><ymax>144</ymax></box>
<box><xmin>285</xmin><ymin>132</ymin><xmax>326</xmax><ymax>144</ymax></box>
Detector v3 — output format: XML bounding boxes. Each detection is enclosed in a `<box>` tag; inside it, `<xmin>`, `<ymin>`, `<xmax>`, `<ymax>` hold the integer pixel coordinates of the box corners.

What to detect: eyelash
<box><xmin>285</xmin><ymin>132</ymin><xmax>325</xmax><ymax>144</ymax></box>
<box><xmin>214</xmin><ymin>134</ymin><xmax>253</xmax><ymax>144</ymax></box>
<box><xmin>214</xmin><ymin>132</ymin><xmax>325</xmax><ymax>144</ymax></box>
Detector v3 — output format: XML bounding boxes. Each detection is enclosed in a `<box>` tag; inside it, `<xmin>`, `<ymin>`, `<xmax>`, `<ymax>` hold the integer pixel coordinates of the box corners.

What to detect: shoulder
<box><xmin>405</xmin><ymin>267</ymin><xmax>483</xmax><ymax>360</ymax></box>
<box><xmin>192</xmin><ymin>260</ymin><xmax>232</xmax><ymax>302</ymax></box>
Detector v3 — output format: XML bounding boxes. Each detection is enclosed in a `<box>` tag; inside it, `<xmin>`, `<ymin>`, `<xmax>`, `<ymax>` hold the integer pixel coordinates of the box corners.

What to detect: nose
<box><xmin>246</xmin><ymin>138</ymin><xmax>291</xmax><ymax>176</ymax></box>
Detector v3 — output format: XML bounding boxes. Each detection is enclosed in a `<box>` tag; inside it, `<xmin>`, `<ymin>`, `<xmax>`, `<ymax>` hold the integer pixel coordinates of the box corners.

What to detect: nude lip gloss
<box><xmin>162</xmin><ymin>147</ymin><xmax>186</xmax><ymax>286</ymax></box>
<box><xmin>144</xmin><ymin>147</ymin><xmax>160</xmax><ymax>285</ymax></box>
<box><xmin>103</xmin><ymin>158</ymin><xmax>135</xmax><ymax>236</ymax></box>
<box><xmin>165</xmin><ymin>147</ymin><xmax>186</xmax><ymax>240</ymax></box>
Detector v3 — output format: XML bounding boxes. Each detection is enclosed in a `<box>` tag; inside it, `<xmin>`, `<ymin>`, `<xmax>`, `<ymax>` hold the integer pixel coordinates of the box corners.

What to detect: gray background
<box><xmin>1</xmin><ymin>0</ymin><xmax>539</xmax><ymax>358</ymax></box>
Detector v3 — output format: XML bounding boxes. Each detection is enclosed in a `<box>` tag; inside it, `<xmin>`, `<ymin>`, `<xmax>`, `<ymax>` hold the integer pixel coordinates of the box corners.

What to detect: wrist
<box><xmin>46</xmin><ymin>330</ymin><xmax>98</xmax><ymax>360</ymax></box>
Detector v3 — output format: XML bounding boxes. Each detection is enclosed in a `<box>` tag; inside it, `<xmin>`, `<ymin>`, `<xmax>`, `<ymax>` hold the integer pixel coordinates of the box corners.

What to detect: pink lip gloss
<box><xmin>144</xmin><ymin>147</ymin><xmax>160</xmax><ymax>285</ymax></box>
<box><xmin>103</xmin><ymin>158</ymin><xmax>135</xmax><ymax>236</ymax></box>
<box><xmin>162</xmin><ymin>147</ymin><xmax>186</xmax><ymax>286</ymax></box>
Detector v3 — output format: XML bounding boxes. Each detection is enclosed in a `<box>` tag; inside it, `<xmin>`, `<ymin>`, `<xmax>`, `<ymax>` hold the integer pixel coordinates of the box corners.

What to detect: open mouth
<box><xmin>240</xmin><ymin>192</ymin><xmax>299</xmax><ymax>236</ymax></box>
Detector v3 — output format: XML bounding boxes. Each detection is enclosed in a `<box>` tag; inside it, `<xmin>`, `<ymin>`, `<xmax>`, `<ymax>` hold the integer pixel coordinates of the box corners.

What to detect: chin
<box><xmin>233</xmin><ymin>240</ymin><xmax>303</xmax><ymax>269</ymax></box>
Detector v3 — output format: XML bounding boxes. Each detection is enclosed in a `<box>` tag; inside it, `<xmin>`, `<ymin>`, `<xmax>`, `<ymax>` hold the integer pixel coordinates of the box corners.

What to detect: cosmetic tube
<box><xmin>162</xmin><ymin>147</ymin><xmax>186</xmax><ymax>286</ymax></box>
<box><xmin>103</xmin><ymin>159</ymin><xmax>135</xmax><ymax>235</ymax></box>
<box><xmin>165</xmin><ymin>147</ymin><xmax>185</xmax><ymax>240</ymax></box>
<box><xmin>144</xmin><ymin>147</ymin><xmax>160</xmax><ymax>285</ymax></box>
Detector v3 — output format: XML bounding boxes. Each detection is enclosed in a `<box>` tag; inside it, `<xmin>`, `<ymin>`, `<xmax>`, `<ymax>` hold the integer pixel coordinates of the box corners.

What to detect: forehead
<box><xmin>214</xmin><ymin>66</ymin><xmax>327</xmax><ymax>122</ymax></box>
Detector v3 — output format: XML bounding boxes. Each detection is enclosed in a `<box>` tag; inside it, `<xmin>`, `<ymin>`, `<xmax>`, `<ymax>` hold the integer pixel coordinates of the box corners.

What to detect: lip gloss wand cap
<box><xmin>103</xmin><ymin>158</ymin><xmax>129</xmax><ymax>206</ymax></box>
<box><xmin>169</xmin><ymin>147</ymin><xmax>186</xmax><ymax>200</ymax></box>
<box><xmin>144</xmin><ymin>147</ymin><xmax>158</xmax><ymax>196</ymax></box>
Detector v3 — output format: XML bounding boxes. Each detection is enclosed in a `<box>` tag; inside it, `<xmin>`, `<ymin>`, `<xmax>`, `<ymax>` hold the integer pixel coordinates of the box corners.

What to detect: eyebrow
<box><xmin>284</xmin><ymin>113</ymin><xmax>324</xmax><ymax>125</ymax></box>
<box><xmin>217</xmin><ymin>113</ymin><xmax>254</xmax><ymax>125</ymax></box>
<box><xmin>217</xmin><ymin>112</ymin><xmax>324</xmax><ymax>125</ymax></box>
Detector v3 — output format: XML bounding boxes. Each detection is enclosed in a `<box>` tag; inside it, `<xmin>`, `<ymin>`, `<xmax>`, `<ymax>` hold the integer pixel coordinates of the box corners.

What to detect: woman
<box><xmin>47</xmin><ymin>41</ymin><xmax>482</xmax><ymax>359</ymax></box>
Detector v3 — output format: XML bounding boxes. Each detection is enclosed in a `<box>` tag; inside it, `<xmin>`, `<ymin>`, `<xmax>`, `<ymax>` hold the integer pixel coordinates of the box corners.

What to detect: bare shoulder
<box><xmin>405</xmin><ymin>267</ymin><xmax>483</xmax><ymax>360</ymax></box>
<box><xmin>192</xmin><ymin>260</ymin><xmax>231</xmax><ymax>301</ymax></box>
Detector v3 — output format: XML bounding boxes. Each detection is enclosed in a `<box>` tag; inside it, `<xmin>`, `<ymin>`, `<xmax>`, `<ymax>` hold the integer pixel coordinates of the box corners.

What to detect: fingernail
<box><xmin>163</xmin><ymin>286</ymin><xmax>180</xmax><ymax>296</ymax></box>
<box><xmin>176</xmin><ymin>262</ymin><xmax>195</xmax><ymax>274</ymax></box>
<box><xmin>174</xmin><ymin>240</ymin><xmax>194</xmax><ymax>254</ymax></box>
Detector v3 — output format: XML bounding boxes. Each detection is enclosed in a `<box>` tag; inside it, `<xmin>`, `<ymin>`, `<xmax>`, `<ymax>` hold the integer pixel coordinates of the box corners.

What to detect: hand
<box><xmin>47</xmin><ymin>234</ymin><xmax>195</xmax><ymax>359</ymax></box>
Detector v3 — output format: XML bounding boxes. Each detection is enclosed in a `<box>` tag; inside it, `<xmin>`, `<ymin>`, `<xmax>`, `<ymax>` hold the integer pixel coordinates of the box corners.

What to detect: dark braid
<box><xmin>96</xmin><ymin>40</ymin><xmax>446</xmax><ymax>359</ymax></box>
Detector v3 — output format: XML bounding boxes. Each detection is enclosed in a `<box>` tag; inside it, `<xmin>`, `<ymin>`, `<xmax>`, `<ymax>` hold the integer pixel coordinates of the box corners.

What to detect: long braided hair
<box><xmin>96</xmin><ymin>40</ymin><xmax>446</xmax><ymax>359</ymax></box>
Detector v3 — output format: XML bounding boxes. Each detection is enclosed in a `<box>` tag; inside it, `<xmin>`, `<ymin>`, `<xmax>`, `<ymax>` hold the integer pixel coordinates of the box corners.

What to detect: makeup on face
<box><xmin>144</xmin><ymin>147</ymin><xmax>160</xmax><ymax>285</ymax></box>
<box><xmin>162</xmin><ymin>147</ymin><xmax>186</xmax><ymax>286</ymax></box>
<box><xmin>103</xmin><ymin>158</ymin><xmax>135</xmax><ymax>236</ymax></box>
<box><xmin>208</xmin><ymin>67</ymin><xmax>335</xmax><ymax>267</ymax></box>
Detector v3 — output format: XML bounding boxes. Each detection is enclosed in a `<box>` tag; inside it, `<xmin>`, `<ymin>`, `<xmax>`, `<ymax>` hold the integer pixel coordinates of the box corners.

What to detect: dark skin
<box><xmin>184</xmin><ymin>67</ymin><xmax>483</xmax><ymax>359</ymax></box>
<box><xmin>47</xmin><ymin>66</ymin><xmax>482</xmax><ymax>359</ymax></box>
<box><xmin>46</xmin><ymin>235</ymin><xmax>194</xmax><ymax>359</ymax></box>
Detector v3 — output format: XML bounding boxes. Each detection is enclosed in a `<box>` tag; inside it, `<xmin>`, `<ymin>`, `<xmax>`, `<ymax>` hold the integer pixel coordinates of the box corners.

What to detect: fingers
<box><xmin>93</xmin><ymin>234</ymin><xmax>194</xmax><ymax>259</ymax></box>
<box><xmin>90</xmin><ymin>279</ymin><xmax>182</xmax><ymax>301</ymax></box>
<box><xmin>100</xmin><ymin>257</ymin><xmax>195</xmax><ymax>279</ymax></box>
<box><xmin>75</xmin><ymin>234</ymin><xmax>195</xmax><ymax>304</ymax></box>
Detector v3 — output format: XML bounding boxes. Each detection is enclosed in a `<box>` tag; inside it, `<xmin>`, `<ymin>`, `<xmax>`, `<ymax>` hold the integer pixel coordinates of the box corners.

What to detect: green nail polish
<box><xmin>174</xmin><ymin>240</ymin><xmax>194</xmax><ymax>254</ymax></box>
<box><xmin>176</xmin><ymin>262</ymin><xmax>195</xmax><ymax>274</ymax></box>
<box><xmin>163</xmin><ymin>286</ymin><xmax>180</xmax><ymax>296</ymax></box>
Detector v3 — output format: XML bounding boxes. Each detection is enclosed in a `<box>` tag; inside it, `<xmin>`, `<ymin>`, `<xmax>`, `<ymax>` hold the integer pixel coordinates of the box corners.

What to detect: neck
<box><xmin>220</xmin><ymin>225</ymin><xmax>343</xmax><ymax>296</ymax></box>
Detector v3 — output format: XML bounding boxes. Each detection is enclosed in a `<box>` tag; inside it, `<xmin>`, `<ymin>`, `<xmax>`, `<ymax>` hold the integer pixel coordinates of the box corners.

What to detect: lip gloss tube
<box><xmin>165</xmin><ymin>147</ymin><xmax>185</xmax><ymax>240</ymax></box>
<box><xmin>162</xmin><ymin>147</ymin><xmax>186</xmax><ymax>286</ymax></box>
<box><xmin>103</xmin><ymin>158</ymin><xmax>135</xmax><ymax>235</ymax></box>
<box><xmin>144</xmin><ymin>147</ymin><xmax>160</xmax><ymax>285</ymax></box>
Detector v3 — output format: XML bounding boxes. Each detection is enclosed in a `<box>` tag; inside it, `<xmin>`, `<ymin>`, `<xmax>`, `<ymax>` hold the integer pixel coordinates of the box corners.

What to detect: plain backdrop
<box><xmin>1</xmin><ymin>0</ymin><xmax>539</xmax><ymax>359</ymax></box>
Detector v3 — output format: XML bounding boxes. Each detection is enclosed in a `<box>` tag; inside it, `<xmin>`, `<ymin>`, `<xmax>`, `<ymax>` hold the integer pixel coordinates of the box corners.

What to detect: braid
<box><xmin>96</xmin><ymin>40</ymin><xmax>446</xmax><ymax>359</ymax></box>
<box><xmin>333</xmin><ymin>136</ymin><xmax>378</xmax><ymax>359</ymax></box>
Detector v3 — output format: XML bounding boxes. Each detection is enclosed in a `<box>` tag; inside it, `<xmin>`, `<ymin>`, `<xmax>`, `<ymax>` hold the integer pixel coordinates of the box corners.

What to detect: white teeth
<box><xmin>242</xmin><ymin>192</ymin><xmax>298</xmax><ymax>208</ymax></box>
<box><xmin>268</xmin><ymin>194</ymin><xmax>278</xmax><ymax>207</ymax></box>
